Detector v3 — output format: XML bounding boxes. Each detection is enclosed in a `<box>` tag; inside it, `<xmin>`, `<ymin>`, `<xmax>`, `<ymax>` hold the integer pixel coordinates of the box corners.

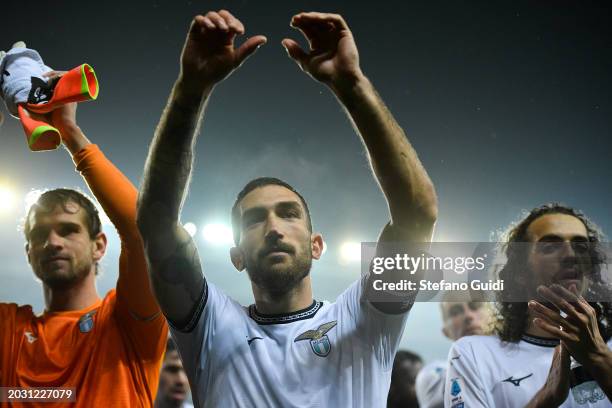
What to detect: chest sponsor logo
<box><xmin>24</xmin><ymin>331</ymin><xmax>37</xmax><ymax>344</ymax></box>
<box><xmin>502</xmin><ymin>373</ymin><xmax>533</xmax><ymax>387</ymax></box>
<box><xmin>294</xmin><ymin>321</ymin><xmax>337</xmax><ymax>357</ymax></box>
<box><xmin>78</xmin><ymin>310</ymin><xmax>97</xmax><ymax>333</ymax></box>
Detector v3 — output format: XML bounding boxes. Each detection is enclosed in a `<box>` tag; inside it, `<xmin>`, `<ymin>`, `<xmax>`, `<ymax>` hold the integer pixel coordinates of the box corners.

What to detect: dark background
<box><xmin>1</xmin><ymin>0</ymin><xmax>610</xmax><ymax>360</ymax></box>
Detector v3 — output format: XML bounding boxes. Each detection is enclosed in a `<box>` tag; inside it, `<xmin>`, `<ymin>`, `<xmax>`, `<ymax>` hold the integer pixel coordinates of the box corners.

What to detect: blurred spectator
<box><xmin>388</xmin><ymin>350</ymin><xmax>424</xmax><ymax>408</ymax></box>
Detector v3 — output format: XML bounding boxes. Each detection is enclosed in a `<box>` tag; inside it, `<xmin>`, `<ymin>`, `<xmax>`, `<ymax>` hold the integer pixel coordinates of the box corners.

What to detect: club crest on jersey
<box><xmin>294</xmin><ymin>321</ymin><xmax>337</xmax><ymax>357</ymax></box>
<box><xmin>78</xmin><ymin>310</ymin><xmax>97</xmax><ymax>333</ymax></box>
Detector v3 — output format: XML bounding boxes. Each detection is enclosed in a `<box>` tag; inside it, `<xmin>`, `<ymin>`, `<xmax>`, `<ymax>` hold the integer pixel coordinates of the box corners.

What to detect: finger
<box><xmin>534</xmin><ymin>318</ymin><xmax>578</xmax><ymax>343</ymax></box>
<box><xmin>206</xmin><ymin>11</ymin><xmax>229</xmax><ymax>32</ymax></box>
<box><xmin>218</xmin><ymin>10</ymin><xmax>245</xmax><ymax>34</ymax></box>
<box><xmin>292</xmin><ymin>12</ymin><xmax>349</xmax><ymax>31</ymax></box>
<box><xmin>568</xmin><ymin>284</ymin><xmax>596</xmax><ymax>317</ymax></box>
<box><xmin>537</xmin><ymin>285</ymin><xmax>579</xmax><ymax>319</ymax></box>
<box><xmin>528</xmin><ymin>300</ymin><xmax>579</xmax><ymax>333</ymax></box>
<box><xmin>281</xmin><ymin>39</ymin><xmax>308</xmax><ymax>68</ymax></box>
<box><xmin>235</xmin><ymin>35</ymin><xmax>267</xmax><ymax>66</ymax></box>
<box><xmin>200</xmin><ymin>16</ymin><xmax>216</xmax><ymax>31</ymax></box>
<box><xmin>546</xmin><ymin>285</ymin><xmax>584</xmax><ymax>321</ymax></box>
<box><xmin>550</xmin><ymin>284</ymin><xmax>596</xmax><ymax>325</ymax></box>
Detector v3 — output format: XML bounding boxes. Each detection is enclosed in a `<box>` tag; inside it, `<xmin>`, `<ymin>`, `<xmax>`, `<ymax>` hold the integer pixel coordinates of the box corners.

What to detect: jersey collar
<box><xmin>249</xmin><ymin>300</ymin><xmax>322</xmax><ymax>325</ymax></box>
<box><xmin>521</xmin><ymin>334</ymin><xmax>560</xmax><ymax>347</ymax></box>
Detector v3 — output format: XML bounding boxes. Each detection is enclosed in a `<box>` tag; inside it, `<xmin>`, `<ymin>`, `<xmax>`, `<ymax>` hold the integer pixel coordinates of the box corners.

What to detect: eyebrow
<box><xmin>241</xmin><ymin>200</ymin><xmax>303</xmax><ymax>220</ymax></box>
<box><xmin>537</xmin><ymin>234</ymin><xmax>589</xmax><ymax>242</ymax></box>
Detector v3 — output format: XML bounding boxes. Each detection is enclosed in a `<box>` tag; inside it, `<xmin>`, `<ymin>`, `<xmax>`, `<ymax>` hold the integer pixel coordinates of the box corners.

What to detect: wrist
<box><xmin>176</xmin><ymin>75</ymin><xmax>214</xmax><ymax>106</ymax></box>
<box><xmin>584</xmin><ymin>342</ymin><xmax>612</xmax><ymax>375</ymax></box>
<box><xmin>329</xmin><ymin>70</ymin><xmax>369</xmax><ymax>99</ymax></box>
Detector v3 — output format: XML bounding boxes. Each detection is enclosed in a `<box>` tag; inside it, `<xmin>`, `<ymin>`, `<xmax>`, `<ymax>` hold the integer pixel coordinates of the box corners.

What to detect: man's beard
<box><xmin>37</xmin><ymin>258</ymin><xmax>93</xmax><ymax>290</ymax></box>
<box><xmin>245</xmin><ymin>242</ymin><xmax>313</xmax><ymax>297</ymax></box>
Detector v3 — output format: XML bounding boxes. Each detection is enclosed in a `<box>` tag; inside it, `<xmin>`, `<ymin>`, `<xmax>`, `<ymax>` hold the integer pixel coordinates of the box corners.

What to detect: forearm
<box><xmin>137</xmin><ymin>78</ymin><xmax>212</xmax><ymax>232</ymax></box>
<box><xmin>331</xmin><ymin>76</ymin><xmax>437</xmax><ymax>228</ymax></box>
<box><xmin>525</xmin><ymin>391</ymin><xmax>558</xmax><ymax>408</ymax></box>
<box><xmin>72</xmin><ymin>145</ymin><xmax>139</xmax><ymax>238</ymax></box>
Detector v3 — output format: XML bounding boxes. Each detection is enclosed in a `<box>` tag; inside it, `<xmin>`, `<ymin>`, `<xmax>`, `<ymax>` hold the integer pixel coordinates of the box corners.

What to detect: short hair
<box><xmin>231</xmin><ymin>177</ymin><xmax>312</xmax><ymax>245</ymax></box>
<box><xmin>165</xmin><ymin>336</ymin><xmax>177</xmax><ymax>354</ymax></box>
<box><xmin>24</xmin><ymin>188</ymin><xmax>102</xmax><ymax>241</ymax></box>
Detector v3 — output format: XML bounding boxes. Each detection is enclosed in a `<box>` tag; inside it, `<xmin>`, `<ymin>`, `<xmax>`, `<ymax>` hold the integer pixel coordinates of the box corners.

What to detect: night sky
<box><xmin>1</xmin><ymin>1</ymin><xmax>610</xmax><ymax>361</ymax></box>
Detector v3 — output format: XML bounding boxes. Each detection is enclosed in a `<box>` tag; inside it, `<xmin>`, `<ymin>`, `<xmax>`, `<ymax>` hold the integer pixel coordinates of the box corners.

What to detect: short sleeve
<box><xmin>335</xmin><ymin>275</ymin><xmax>409</xmax><ymax>370</ymax></box>
<box><xmin>444</xmin><ymin>339</ymin><xmax>489</xmax><ymax>408</ymax></box>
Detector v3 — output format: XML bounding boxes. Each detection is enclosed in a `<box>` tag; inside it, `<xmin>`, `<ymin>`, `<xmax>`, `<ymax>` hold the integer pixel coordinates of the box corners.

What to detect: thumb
<box><xmin>235</xmin><ymin>35</ymin><xmax>267</xmax><ymax>67</ymax></box>
<box><xmin>282</xmin><ymin>39</ymin><xmax>308</xmax><ymax>69</ymax></box>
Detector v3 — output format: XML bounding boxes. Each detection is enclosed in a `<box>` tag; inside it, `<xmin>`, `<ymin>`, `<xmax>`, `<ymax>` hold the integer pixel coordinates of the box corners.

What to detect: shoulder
<box><xmin>453</xmin><ymin>334</ymin><xmax>502</xmax><ymax>350</ymax></box>
<box><xmin>0</xmin><ymin>302</ymin><xmax>33</xmax><ymax>316</ymax></box>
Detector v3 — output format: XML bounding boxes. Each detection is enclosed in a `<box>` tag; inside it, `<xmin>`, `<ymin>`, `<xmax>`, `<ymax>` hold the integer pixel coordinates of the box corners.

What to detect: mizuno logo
<box><xmin>247</xmin><ymin>336</ymin><xmax>263</xmax><ymax>345</ymax></box>
<box><xmin>502</xmin><ymin>373</ymin><xmax>533</xmax><ymax>386</ymax></box>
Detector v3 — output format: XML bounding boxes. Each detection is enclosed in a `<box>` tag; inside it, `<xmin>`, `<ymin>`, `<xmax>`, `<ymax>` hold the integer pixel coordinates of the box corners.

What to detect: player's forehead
<box><xmin>526</xmin><ymin>213</ymin><xmax>588</xmax><ymax>242</ymax></box>
<box><xmin>238</xmin><ymin>185</ymin><xmax>305</xmax><ymax>214</ymax></box>
<box><xmin>163</xmin><ymin>350</ymin><xmax>183</xmax><ymax>366</ymax></box>
<box><xmin>28</xmin><ymin>201</ymin><xmax>86</xmax><ymax>228</ymax></box>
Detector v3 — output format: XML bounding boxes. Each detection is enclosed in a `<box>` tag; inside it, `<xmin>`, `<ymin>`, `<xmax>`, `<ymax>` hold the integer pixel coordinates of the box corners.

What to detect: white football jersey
<box><xmin>170</xmin><ymin>276</ymin><xmax>409</xmax><ymax>408</ymax></box>
<box><xmin>444</xmin><ymin>334</ymin><xmax>612</xmax><ymax>407</ymax></box>
<box><xmin>416</xmin><ymin>360</ymin><xmax>446</xmax><ymax>408</ymax></box>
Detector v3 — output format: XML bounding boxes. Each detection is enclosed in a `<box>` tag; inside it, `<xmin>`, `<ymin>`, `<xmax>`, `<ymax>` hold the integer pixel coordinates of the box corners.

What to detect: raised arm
<box><xmin>136</xmin><ymin>11</ymin><xmax>266</xmax><ymax>328</ymax></box>
<box><xmin>282</xmin><ymin>13</ymin><xmax>437</xmax><ymax>244</ymax></box>
<box><xmin>39</xmin><ymin>80</ymin><xmax>161</xmax><ymax>320</ymax></box>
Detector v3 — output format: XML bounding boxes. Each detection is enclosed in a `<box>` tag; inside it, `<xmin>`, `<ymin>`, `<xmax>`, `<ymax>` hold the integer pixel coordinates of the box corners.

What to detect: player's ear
<box><xmin>230</xmin><ymin>247</ymin><xmax>245</xmax><ymax>271</ymax></box>
<box><xmin>92</xmin><ymin>232</ymin><xmax>107</xmax><ymax>262</ymax></box>
<box><xmin>25</xmin><ymin>243</ymin><xmax>32</xmax><ymax>264</ymax></box>
<box><xmin>311</xmin><ymin>233</ymin><xmax>324</xmax><ymax>260</ymax></box>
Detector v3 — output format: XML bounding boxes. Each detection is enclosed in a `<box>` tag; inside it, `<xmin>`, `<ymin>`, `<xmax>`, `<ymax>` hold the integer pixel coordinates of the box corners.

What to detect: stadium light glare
<box><xmin>0</xmin><ymin>184</ymin><xmax>17</xmax><ymax>214</ymax></box>
<box><xmin>321</xmin><ymin>241</ymin><xmax>327</xmax><ymax>255</ymax></box>
<box><xmin>24</xmin><ymin>190</ymin><xmax>43</xmax><ymax>213</ymax></box>
<box><xmin>184</xmin><ymin>222</ymin><xmax>197</xmax><ymax>237</ymax></box>
<box><xmin>340</xmin><ymin>242</ymin><xmax>361</xmax><ymax>262</ymax></box>
<box><xmin>202</xmin><ymin>223</ymin><xmax>234</xmax><ymax>245</ymax></box>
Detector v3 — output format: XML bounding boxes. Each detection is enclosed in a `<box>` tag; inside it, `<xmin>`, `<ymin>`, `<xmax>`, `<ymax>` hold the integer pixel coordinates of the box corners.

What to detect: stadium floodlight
<box><xmin>202</xmin><ymin>223</ymin><xmax>234</xmax><ymax>246</ymax></box>
<box><xmin>0</xmin><ymin>184</ymin><xmax>17</xmax><ymax>214</ymax></box>
<box><xmin>340</xmin><ymin>241</ymin><xmax>361</xmax><ymax>262</ymax></box>
<box><xmin>183</xmin><ymin>222</ymin><xmax>197</xmax><ymax>237</ymax></box>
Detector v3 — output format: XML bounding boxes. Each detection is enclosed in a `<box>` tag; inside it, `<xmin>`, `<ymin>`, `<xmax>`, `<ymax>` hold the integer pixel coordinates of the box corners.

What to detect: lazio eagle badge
<box><xmin>294</xmin><ymin>321</ymin><xmax>337</xmax><ymax>357</ymax></box>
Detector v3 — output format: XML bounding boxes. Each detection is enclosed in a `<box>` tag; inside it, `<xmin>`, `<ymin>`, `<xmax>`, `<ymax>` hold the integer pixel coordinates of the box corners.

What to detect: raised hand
<box><xmin>180</xmin><ymin>10</ymin><xmax>266</xmax><ymax>89</ymax></box>
<box><xmin>529</xmin><ymin>284</ymin><xmax>610</xmax><ymax>367</ymax></box>
<box><xmin>282</xmin><ymin>12</ymin><xmax>363</xmax><ymax>91</ymax></box>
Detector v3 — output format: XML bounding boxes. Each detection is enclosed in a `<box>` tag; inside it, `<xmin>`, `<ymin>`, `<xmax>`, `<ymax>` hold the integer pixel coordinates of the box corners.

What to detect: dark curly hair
<box><xmin>494</xmin><ymin>203</ymin><xmax>611</xmax><ymax>343</ymax></box>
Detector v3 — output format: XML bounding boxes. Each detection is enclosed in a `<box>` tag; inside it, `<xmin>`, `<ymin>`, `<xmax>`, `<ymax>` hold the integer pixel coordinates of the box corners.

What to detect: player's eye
<box><xmin>29</xmin><ymin>228</ymin><xmax>47</xmax><ymax>244</ymax></box>
<box><xmin>59</xmin><ymin>225</ymin><xmax>79</xmax><ymax>236</ymax></box>
<box><xmin>448</xmin><ymin>306</ymin><xmax>463</xmax><ymax>317</ymax></box>
<box><xmin>571</xmin><ymin>241</ymin><xmax>589</xmax><ymax>254</ymax></box>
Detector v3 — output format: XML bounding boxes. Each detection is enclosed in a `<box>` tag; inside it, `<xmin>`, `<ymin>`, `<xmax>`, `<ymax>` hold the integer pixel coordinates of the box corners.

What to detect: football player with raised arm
<box><xmin>137</xmin><ymin>10</ymin><xmax>437</xmax><ymax>407</ymax></box>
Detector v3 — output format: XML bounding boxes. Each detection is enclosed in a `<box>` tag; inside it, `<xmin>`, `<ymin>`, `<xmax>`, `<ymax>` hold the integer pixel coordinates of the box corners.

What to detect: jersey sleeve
<box><xmin>444</xmin><ymin>339</ymin><xmax>489</xmax><ymax>408</ymax></box>
<box><xmin>168</xmin><ymin>281</ymin><xmax>234</xmax><ymax>388</ymax></box>
<box><xmin>72</xmin><ymin>145</ymin><xmax>166</xmax><ymax>356</ymax></box>
<box><xmin>335</xmin><ymin>274</ymin><xmax>409</xmax><ymax>371</ymax></box>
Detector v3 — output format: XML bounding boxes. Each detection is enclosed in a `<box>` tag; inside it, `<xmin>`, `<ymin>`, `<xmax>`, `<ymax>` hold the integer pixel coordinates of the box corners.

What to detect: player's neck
<box><xmin>43</xmin><ymin>270</ymin><xmax>101</xmax><ymax>312</ymax></box>
<box><xmin>524</xmin><ymin>309</ymin><xmax>558</xmax><ymax>339</ymax></box>
<box><xmin>252</xmin><ymin>275</ymin><xmax>313</xmax><ymax>315</ymax></box>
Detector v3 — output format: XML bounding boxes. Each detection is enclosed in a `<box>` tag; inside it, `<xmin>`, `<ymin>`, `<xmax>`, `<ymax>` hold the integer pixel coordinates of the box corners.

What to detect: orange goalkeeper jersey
<box><xmin>0</xmin><ymin>145</ymin><xmax>168</xmax><ymax>407</ymax></box>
